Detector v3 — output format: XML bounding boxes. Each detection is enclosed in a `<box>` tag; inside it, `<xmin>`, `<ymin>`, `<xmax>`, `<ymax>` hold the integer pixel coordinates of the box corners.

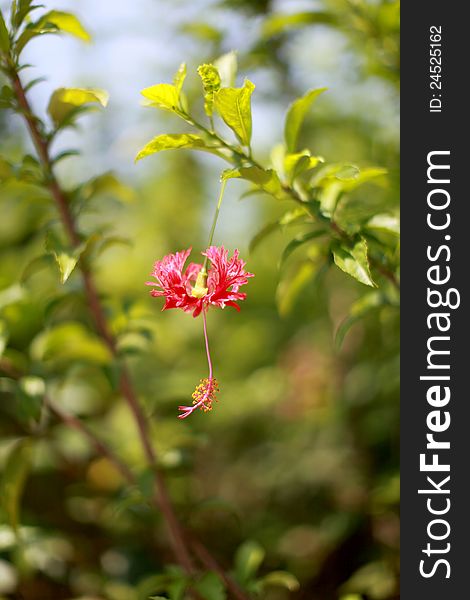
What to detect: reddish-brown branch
<box><xmin>190</xmin><ymin>538</ymin><xmax>250</xmax><ymax>600</ymax></box>
<box><xmin>11</xmin><ymin>73</ymin><xmax>79</xmax><ymax>245</ymax></box>
<box><xmin>10</xmin><ymin>70</ymin><xmax>194</xmax><ymax>575</ymax></box>
<box><xmin>45</xmin><ymin>398</ymin><xmax>137</xmax><ymax>484</ymax></box>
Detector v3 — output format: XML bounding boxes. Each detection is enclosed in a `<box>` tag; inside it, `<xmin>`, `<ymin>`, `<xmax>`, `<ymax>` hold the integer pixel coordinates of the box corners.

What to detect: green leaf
<box><xmin>12</xmin><ymin>0</ymin><xmax>40</xmax><ymax>29</ymax></box>
<box><xmin>0</xmin><ymin>9</ymin><xmax>10</xmax><ymax>52</ymax></box>
<box><xmin>135</xmin><ymin>133</ymin><xmax>221</xmax><ymax>162</ymax></box>
<box><xmin>137</xmin><ymin>573</ymin><xmax>176</xmax><ymax>600</ymax></box>
<box><xmin>284</xmin><ymin>150</ymin><xmax>324</xmax><ymax>183</ymax></box>
<box><xmin>214</xmin><ymin>51</ymin><xmax>237</xmax><ymax>87</ymax></box>
<box><xmin>335</xmin><ymin>291</ymin><xmax>385</xmax><ymax>349</ymax></box>
<box><xmin>141</xmin><ymin>83</ymin><xmax>180</xmax><ymax>112</ymax></box>
<box><xmin>313</xmin><ymin>164</ymin><xmax>386</xmax><ymax>219</ymax></box>
<box><xmin>332</xmin><ymin>164</ymin><xmax>361</xmax><ymax>181</ymax></box>
<box><xmin>259</xmin><ymin>571</ymin><xmax>300</xmax><ymax>592</ymax></box>
<box><xmin>16</xmin><ymin>10</ymin><xmax>91</xmax><ymax>54</ymax></box>
<box><xmin>194</xmin><ymin>572</ymin><xmax>226</xmax><ymax>600</ymax></box>
<box><xmin>278</xmin><ymin>207</ymin><xmax>309</xmax><ymax>226</ymax></box>
<box><xmin>54</xmin><ymin>252</ymin><xmax>79</xmax><ymax>283</ymax></box>
<box><xmin>0</xmin><ymin>84</ymin><xmax>14</xmax><ymax>109</ymax></box>
<box><xmin>51</xmin><ymin>149</ymin><xmax>80</xmax><ymax>165</ymax></box>
<box><xmin>313</xmin><ymin>164</ymin><xmax>387</xmax><ymax>221</ymax></box>
<box><xmin>173</xmin><ymin>63</ymin><xmax>187</xmax><ymax>96</ymax></box>
<box><xmin>262</xmin><ymin>11</ymin><xmax>336</xmax><ymax>38</ymax></box>
<box><xmin>366</xmin><ymin>213</ymin><xmax>400</xmax><ymax>236</ymax></box>
<box><xmin>284</xmin><ymin>88</ymin><xmax>327</xmax><ymax>152</ymax></box>
<box><xmin>318</xmin><ymin>179</ymin><xmax>343</xmax><ymax>217</ymax></box>
<box><xmin>222</xmin><ymin>166</ymin><xmax>284</xmax><ymax>198</ymax></box>
<box><xmin>30</xmin><ymin>322</ymin><xmax>112</xmax><ymax>366</ymax></box>
<box><xmin>311</xmin><ymin>164</ymin><xmax>361</xmax><ymax>217</ymax></box>
<box><xmin>310</xmin><ymin>163</ymin><xmax>360</xmax><ymax>187</ymax></box>
<box><xmin>281</xmin><ymin>230</ymin><xmax>325</xmax><ymax>265</ymax></box>
<box><xmin>47</xmin><ymin>87</ymin><xmax>108</xmax><ymax>126</ymax></box>
<box><xmin>238</xmin><ymin>166</ymin><xmax>278</xmax><ymax>189</ymax></box>
<box><xmin>336</xmin><ymin>167</ymin><xmax>387</xmax><ymax>191</ymax></box>
<box><xmin>0</xmin><ymin>439</ymin><xmax>33</xmax><ymax>531</ymax></box>
<box><xmin>234</xmin><ymin>540</ymin><xmax>265</xmax><ymax>584</ymax></box>
<box><xmin>38</xmin><ymin>10</ymin><xmax>90</xmax><ymax>41</ymax></box>
<box><xmin>45</xmin><ymin>232</ymin><xmax>87</xmax><ymax>284</ymax></box>
<box><xmin>332</xmin><ymin>238</ymin><xmax>376</xmax><ymax>287</ymax></box>
<box><xmin>214</xmin><ymin>79</ymin><xmax>255</xmax><ymax>146</ymax></box>
<box><xmin>168</xmin><ymin>579</ymin><xmax>186</xmax><ymax>600</ymax></box>
<box><xmin>24</xmin><ymin>76</ymin><xmax>47</xmax><ymax>93</ymax></box>
<box><xmin>197</xmin><ymin>63</ymin><xmax>221</xmax><ymax>117</ymax></box>
<box><xmin>55</xmin><ymin>233</ymin><xmax>122</xmax><ymax>279</ymax></box>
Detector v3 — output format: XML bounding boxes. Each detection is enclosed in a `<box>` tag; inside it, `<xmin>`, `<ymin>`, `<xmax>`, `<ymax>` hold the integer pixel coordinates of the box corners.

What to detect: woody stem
<box><xmin>9</xmin><ymin>68</ymin><xmax>194</xmax><ymax>575</ymax></box>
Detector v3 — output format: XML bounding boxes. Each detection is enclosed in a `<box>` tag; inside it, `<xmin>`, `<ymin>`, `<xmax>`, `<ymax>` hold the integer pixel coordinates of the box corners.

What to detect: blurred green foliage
<box><xmin>1</xmin><ymin>1</ymin><xmax>399</xmax><ymax>599</ymax></box>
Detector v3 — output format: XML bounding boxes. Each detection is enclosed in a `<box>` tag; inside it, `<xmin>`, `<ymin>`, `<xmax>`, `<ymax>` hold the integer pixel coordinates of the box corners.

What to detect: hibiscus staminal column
<box><xmin>178</xmin><ymin>310</ymin><xmax>219</xmax><ymax>419</ymax></box>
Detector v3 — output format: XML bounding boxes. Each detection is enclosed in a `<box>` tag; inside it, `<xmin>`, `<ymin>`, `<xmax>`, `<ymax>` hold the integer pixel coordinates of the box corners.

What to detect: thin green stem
<box><xmin>184</xmin><ymin>112</ymin><xmax>264</xmax><ymax>170</ymax></box>
<box><xmin>208</xmin><ymin>179</ymin><xmax>227</xmax><ymax>246</ymax></box>
<box><xmin>202</xmin><ymin>178</ymin><xmax>227</xmax><ymax>269</ymax></box>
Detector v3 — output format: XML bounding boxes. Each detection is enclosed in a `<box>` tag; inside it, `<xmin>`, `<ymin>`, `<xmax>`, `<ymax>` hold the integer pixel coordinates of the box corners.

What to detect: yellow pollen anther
<box><xmin>191</xmin><ymin>377</ymin><xmax>219</xmax><ymax>412</ymax></box>
<box><xmin>191</xmin><ymin>268</ymin><xmax>208</xmax><ymax>298</ymax></box>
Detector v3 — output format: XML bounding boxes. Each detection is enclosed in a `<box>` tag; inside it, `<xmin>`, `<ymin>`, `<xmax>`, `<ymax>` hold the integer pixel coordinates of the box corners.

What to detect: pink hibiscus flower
<box><xmin>146</xmin><ymin>246</ymin><xmax>254</xmax><ymax>317</ymax></box>
<box><xmin>146</xmin><ymin>246</ymin><xmax>253</xmax><ymax>419</ymax></box>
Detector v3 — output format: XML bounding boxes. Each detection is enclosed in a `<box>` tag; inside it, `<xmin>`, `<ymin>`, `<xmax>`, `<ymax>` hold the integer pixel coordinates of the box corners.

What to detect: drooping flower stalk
<box><xmin>178</xmin><ymin>310</ymin><xmax>219</xmax><ymax>419</ymax></box>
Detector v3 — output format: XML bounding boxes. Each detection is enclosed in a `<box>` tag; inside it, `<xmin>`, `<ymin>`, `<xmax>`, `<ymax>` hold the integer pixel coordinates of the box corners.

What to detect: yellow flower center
<box><xmin>191</xmin><ymin>269</ymin><xmax>208</xmax><ymax>298</ymax></box>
